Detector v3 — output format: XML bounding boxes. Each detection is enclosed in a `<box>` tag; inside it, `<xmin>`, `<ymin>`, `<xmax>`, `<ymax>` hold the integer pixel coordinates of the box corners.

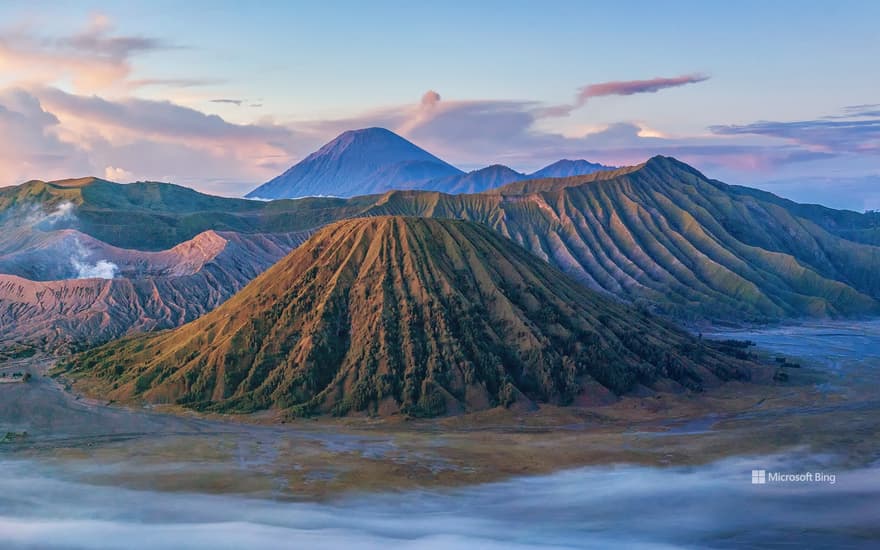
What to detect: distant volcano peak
<box><xmin>246</xmin><ymin>128</ymin><xmax>462</xmax><ymax>199</ymax></box>
<box><xmin>246</xmin><ymin>127</ymin><xmax>614</xmax><ymax>200</ymax></box>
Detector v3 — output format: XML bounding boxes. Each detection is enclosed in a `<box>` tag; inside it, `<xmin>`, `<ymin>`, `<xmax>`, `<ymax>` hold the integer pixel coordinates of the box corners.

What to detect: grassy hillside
<box><xmin>6</xmin><ymin>158</ymin><xmax>880</xmax><ymax>321</ymax></box>
<box><xmin>64</xmin><ymin>217</ymin><xmax>754</xmax><ymax>417</ymax></box>
<box><xmin>723</xmin><ymin>182</ymin><xmax>880</xmax><ymax>245</ymax></box>
<box><xmin>0</xmin><ymin>178</ymin><xmax>375</xmax><ymax>251</ymax></box>
<box><xmin>360</xmin><ymin>157</ymin><xmax>880</xmax><ymax>320</ymax></box>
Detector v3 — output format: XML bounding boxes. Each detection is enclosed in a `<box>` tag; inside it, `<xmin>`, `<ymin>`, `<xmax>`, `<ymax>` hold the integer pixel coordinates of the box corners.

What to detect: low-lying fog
<box><xmin>1</xmin><ymin>321</ymin><xmax>878</xmax><ymax>549</ymax></box>
<box><xmin>1</xmin><ymin>453</ymin><xmax>877</xmax><ymax>549</ymax></box>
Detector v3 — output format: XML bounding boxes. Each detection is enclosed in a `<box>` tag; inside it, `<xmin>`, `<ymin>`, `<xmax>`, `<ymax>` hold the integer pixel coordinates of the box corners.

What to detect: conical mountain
<box><xmin>67</xmin><ymin>216</ymin><xmax>752</xmax><ymax>417</ymax></box>
<box><xmin>10</xmin><ymin>155</ymin><xmax>880</xmax><ymax>324</ymax></box>
<box><xmin>424</xmin><ymin>164</ymin><xmax>525</xmax><ymax>194</ymax></box>
<box><xmin>529</xmin><ymin>159</ymin><xmax>613</xmax><ymax>179</ymax></box>
<box><xmin>246</xmin><ymin>128</ymin><xmax>463</xmax><ymax>199</ymax></box>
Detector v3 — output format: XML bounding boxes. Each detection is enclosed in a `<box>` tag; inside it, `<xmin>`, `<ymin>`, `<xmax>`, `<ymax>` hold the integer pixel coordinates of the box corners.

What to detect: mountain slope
<box><xmin>65</xmin><ymin>217</ymin><xmax>753</xmax><ymax>417</ymax></box>
<box><xmin>246</xmin><ymin>128</ymin><xmax>463</xmax><ymax>199</ymax></box>
<box><xmin>723</xmin><ymin>183</ymin><xmax>880</xmax><ymax>245</ymax></box>
<box><xmin>0</xmin><ymin>231</ymin><xmax>309</xmax><ymax>351</ymax></box>
<box><xmin>360</xmin><ymin>157</ymin><xmax>880</xmax><ymax>321</ymax></box>
<box><xmin>0</xmin><ymin>177</ymin><xmax>271</xmax><ymax>251</ymax></box>
<box><xmin>528</xmin><ymin>159</ymin><xmax>614</xmax><ymax>179</ymax></box>
<box><xmin>6</xmin><ymin>156</ymin><xmax>879</xmax><ymax>323</ymax></box>
<box><xmin>424</xmin><ymin>164</ymin><xmax>525</xmax><ymax>194</ymax></box>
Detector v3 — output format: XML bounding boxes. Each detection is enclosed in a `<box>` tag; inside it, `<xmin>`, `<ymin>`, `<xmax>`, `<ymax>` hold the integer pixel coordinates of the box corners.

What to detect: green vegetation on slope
<box><xmin>0</xmin><ymin>178</ymin><xmax>377</xmax><ymax>251</ymax></box>
<box><xmin>64</xmin><ymin>217</ymin><xmax>753</xmax><ymax>417</ymax></box>
<box><xmin>723</xmin><ymin>182</ymin><xmax>880</xmax><ymax>246</ymax></box>
<box><xmin>6</xmin><ymin>157</ymin><xmax>880</xmax><ymax>321</ymax></box>
<box><xmin>360</xmin><ymin>158</ymin><xmax>880</xmax><ymax>320</ymax></box>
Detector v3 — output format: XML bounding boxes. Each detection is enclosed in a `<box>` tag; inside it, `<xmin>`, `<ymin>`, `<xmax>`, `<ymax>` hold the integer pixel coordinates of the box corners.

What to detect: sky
<box><xmin>0</xmin><ymin>0</ymin><xmax>878</xmax><ymax>208</ymax></box>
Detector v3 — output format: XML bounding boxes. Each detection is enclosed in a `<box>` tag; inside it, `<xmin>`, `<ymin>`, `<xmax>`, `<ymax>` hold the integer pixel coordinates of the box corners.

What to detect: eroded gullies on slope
<box><xmin>0</xmin><ymin>157</ymin><xmax>880</xmax><ymax>362</ymax></box>
<box><xmin>4</xmin><ymin>155</ymin><xmax>878</xmax><ymax>331</ymax></box>
<box><xmin>62</xmin><ymin>216</ymin><xmax>759</xmax><ymax>418</ymax></box>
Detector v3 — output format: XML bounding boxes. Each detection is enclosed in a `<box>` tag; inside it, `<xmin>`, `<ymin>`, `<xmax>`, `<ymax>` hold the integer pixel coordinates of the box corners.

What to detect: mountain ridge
<box><xmin>4</xmin><ymin>156</ymin><xmax>879</xmax><ymax>324</ymax></box>
<box><xmin>245</xmin><ymin>127</ymin><xmax>614</xmax><ymax>199</ymax></box>
<box><xmin>423</xmin><ymin>164</ymin><xmax>525</xmax><ymax>194</ymax></box>
<box><xmin>0</xmin><ymin>230</ymin><xmax>310</xmax><ymax>351</ymax></box>
<box><xmin>528</xmin><ymin>159</ymin><xmax>614</xmax><ymax>179</ymax></box>
<box><xmin>65</xmin><ymin>216</ymin><xmax>754</xmax><ymax>417</ymax></box>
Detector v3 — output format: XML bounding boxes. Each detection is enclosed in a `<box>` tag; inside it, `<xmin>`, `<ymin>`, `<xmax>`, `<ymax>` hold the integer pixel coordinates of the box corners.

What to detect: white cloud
<box><xmin>23</xmin><ymin>200</ymin><xmax>77</xmax><ymax>227</ymax></box>
<box><xmin>0</xmin><ymin>14</ymin><xmax>172</xmax><ymax>93</ymax></box>
<box><xmin>0</xmin><ymin>87</ymin><xmax>313</xmax><ymax>190</ymax></box>
<box><xmin>70</xmin><ymin>235</ymin><xmax>118</xmax><ymax>279</ymax></box>
<box><xmin>104</xmin><ymin>166</ymin><xmax>134</xmax><ymax>181</ymax></box>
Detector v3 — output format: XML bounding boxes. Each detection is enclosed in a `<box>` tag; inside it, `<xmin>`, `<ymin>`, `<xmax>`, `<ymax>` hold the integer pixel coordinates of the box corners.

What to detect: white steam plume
<box><xmin>24</xmin><ymin>200</ymin><xmax>77</xmax><ymax>227</ymax></box>
<box><xmin>72</xmin><ymin>257</ymin><xmax>119</xmax><ymax>279</ymax></box>
<box><xmin>70</xmin><ymin>234</ymin><xmax>118</xmax><ymax>280</ymax></box>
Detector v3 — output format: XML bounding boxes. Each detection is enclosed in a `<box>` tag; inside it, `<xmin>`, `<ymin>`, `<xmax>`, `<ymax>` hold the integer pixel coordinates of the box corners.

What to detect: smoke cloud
<box><xmin>70</xmin><ymin>235</ymin><xmax>119</xmax><ymax>280</ymax></box>
<box><xmin>71</xmin><ymin>257</ymin><xmax>119</xmax><ymax>279</ymax></box>
<box><xmin>18</xmin><ymin>201</ymin><xmax>119</xmax><ymax>279</ymax></box>
<box><xmin>24</xmin><ymin>200</ymin><xmax>77</xmax><ymax>227</ymax></box>
<box><xmin>421</xmin><ymin>90</ymin><xmax>441</xmax><ymax>107</ymax></box>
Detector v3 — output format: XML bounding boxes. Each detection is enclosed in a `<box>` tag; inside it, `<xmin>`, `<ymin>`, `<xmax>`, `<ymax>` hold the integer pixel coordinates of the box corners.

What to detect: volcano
<box><xmin>68</xmin><ymin>216</ymin><xmax>752</xmax><ymax>417</ymax></box>
<box><xmin>245</xmin><ymin>128</ymin><xmax>463</xmax><ymax>199</ymax></box>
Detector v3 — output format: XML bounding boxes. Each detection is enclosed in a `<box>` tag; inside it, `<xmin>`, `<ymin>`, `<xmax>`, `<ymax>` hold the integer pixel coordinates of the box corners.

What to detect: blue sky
<box><xmin>1</xmin><ymin>0</ymin><xmax>878</xmax><ymax>208</ymax></box>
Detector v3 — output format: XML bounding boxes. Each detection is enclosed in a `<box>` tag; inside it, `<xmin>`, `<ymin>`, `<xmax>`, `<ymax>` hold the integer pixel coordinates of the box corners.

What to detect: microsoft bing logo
<box><xmin>751</xmin><ymin>469</ymin><xmax>766</xmax><ymax>484</ymax></box>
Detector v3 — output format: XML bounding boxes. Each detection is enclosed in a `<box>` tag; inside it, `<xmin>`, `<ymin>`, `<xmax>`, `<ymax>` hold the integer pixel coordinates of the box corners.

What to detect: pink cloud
<box><xmin>0</xmin><ymin>79</ymin><xmax>851</xmax><ymax>197</ymax></box>
<box><xmin>0</xmin><ymin>89</ymin><xmax>90</xmax><ymax>184</ymax></box>
<box><xmin>540</xmin><ymin>73</ymin><xmax>710</xmax><ymax>117</ymax></box>
<box><xmin>578</xmin><ymin>73</ymin><xmax>710</xmax><ymax>101</ymax></box>
<box><xmin>0</xmin><ymin>87</ymin><xmax>313</xmax><ymax>191</ymax></box>
<box><xmin>0</xmin><ymin>14</ymin><xmax>180</xmax><ymax>93</ymax></box>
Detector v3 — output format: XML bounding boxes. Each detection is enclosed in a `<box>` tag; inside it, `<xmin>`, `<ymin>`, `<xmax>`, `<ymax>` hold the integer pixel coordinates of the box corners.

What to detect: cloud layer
<box><xmin>310</xmin><ymin>87</ymin><xmax>850</xmax><ymax>179</ymax></box>
<box><xmin>711</xmin><ymin>111</ymin><xmax>880</xmax><ymax>155</ymax></box>
<box><xmin>0</xmin><ymin>87</ymin><xmax>308</xmax><ymax>194</ymax></box>
<box><xmin>0</xmin><ymin>13</ymin><xmax>874</xmax><ymax>197</ymax></box>
<box><xmin>0</xmin><ymin>14</ymin><xmax>173</xmax><ymax>92</ymax></box>
<box><xmin>4</xmin><ymin>80</ymin><xmax>872</xmax><ymax>194</ymax></box>
<box><xmin>3</xmin><ymin>452</ymin><xmax>878</xmax><ymax>549</ymax></box>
